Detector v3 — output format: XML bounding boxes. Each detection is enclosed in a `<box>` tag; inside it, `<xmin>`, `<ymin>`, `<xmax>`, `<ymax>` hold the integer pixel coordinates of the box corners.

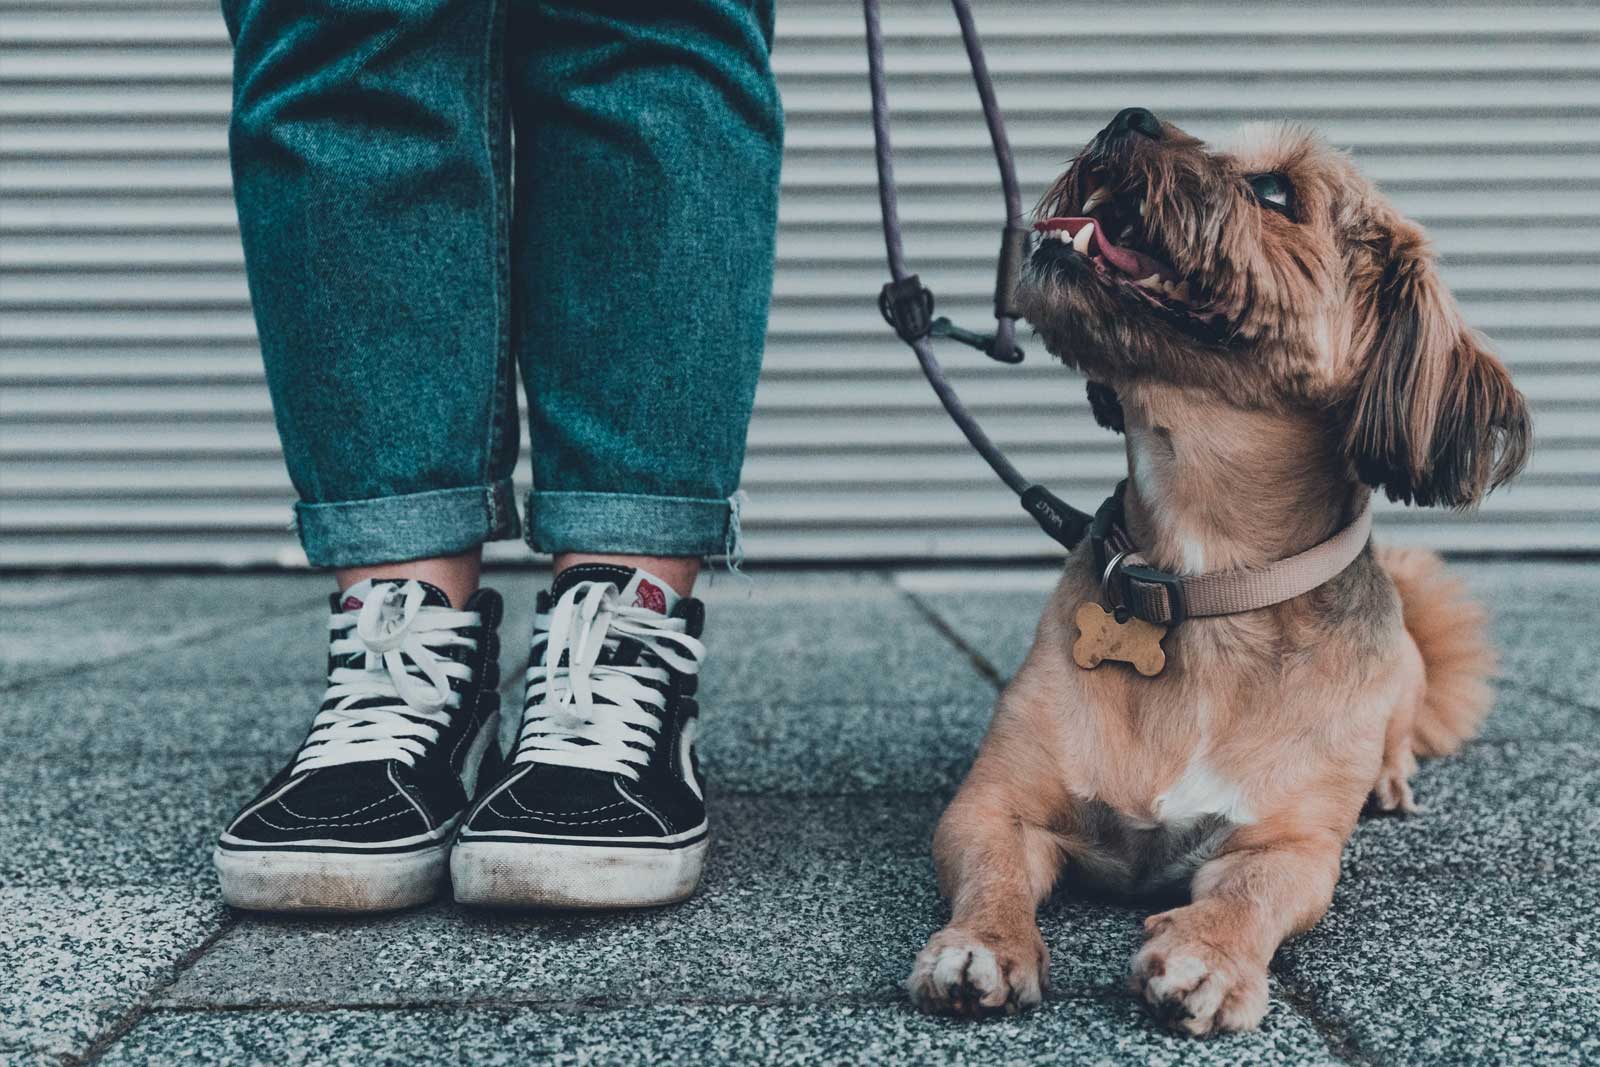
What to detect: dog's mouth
<box><xmin>1032</xmin><ymin>173</ymin><xmax>1229</xmax><ymax>337</ymax></box>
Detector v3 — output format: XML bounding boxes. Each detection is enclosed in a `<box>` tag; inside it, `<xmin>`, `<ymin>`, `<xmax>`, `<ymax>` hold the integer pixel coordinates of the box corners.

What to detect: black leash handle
<box><xmin>864</xmin><ymin>0</ymin><xmax>1093</xmax><ymax>550</ymax></box>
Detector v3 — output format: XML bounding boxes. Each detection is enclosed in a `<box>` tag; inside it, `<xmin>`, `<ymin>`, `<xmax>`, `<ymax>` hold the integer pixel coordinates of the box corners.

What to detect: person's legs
<box><xmin>215</xmin><ymin>0</ymin><xmax>514</xmax><ymax>912</ymax></box>
<box><xmin>224</xmin><ymin>0</ymin><xmax>520</xmax><ymax>585</ymax></box>
<box><xmin>508</xmin><ymin>0</ymin><xmax>783</xmax><ymax>578</ymax></box>
<box><xmin>451</xmin><ymin>0</ymin><xmax>782</xmax><ymax>909</ymax></box>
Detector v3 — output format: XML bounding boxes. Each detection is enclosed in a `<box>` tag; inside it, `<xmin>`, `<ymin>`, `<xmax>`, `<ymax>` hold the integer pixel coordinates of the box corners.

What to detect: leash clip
<box><xmin>930</xmin><ymin>317</ymin><xmax>1025</xmax><ymax>364</ymax></box>
<box><xmin>879</xmin><ymin>275</ymin><xmax>935</xmax><ymax>344</ymax></box>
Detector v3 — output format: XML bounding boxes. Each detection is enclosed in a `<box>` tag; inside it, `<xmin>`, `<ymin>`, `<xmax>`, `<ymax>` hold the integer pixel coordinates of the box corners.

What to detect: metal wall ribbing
<box><xmin>3</xmin><ymin>1</ymin><xmax>1597</xmax><ymax>565</ymax></box>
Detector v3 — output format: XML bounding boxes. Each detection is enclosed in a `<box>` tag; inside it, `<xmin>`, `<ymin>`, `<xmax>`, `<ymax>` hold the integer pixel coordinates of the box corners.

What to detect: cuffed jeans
<box><xmin>222</xmin><ymin>0</ymin><xmax>782</xmax><ymax>567</ymax></box>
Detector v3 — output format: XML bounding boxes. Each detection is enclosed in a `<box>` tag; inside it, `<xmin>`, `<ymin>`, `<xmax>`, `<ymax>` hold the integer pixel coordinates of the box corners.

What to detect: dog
<box><xmin>906</xmin><ymin>108</ymin><xmax>1530</xmax><ymax>1035</ymax></box>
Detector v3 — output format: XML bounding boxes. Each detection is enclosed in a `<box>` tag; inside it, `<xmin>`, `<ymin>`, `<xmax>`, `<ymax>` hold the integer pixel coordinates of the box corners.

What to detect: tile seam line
<box><xmin>896</xmin><ymin>587</ymin><xmax>1007</xmax><ymax>691</ymax></box>
<box><xmin>69</xmin><ymin>912</ymin><xmax>243</xmax><ymax>1067</ymax></box>
<box><xmin>1269</xmin><ymin>970</ymin><xmax>1384</xmax><ymax>1067</ymax></box>
<box><xmin>0</xmin><ymin>592</ymin><xmax>330</xmax><ymax>696</ymax></box>
<box><xmin>1497</xmin><ymin>677</ymin><xmax>1600</xmax><ymax>716</ymax></box>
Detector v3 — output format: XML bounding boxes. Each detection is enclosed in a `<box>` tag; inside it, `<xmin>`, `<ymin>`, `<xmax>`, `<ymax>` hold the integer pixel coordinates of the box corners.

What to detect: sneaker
<box><xmin>214</xmin><ymin>578</ymin><xmax>504</xmax><ymax>913</ymax></box>
<box><xmin>451</xmin><ymin>564</ymin><xmax>708</xmax><ymax>909</ymax></box>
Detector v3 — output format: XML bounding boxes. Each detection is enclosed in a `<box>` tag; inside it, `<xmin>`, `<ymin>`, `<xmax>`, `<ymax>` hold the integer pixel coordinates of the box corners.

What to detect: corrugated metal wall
<box><xmin>3</xmin><ymin>1</ymin><xmax>1598</xmax><ymax>567</ymax></box>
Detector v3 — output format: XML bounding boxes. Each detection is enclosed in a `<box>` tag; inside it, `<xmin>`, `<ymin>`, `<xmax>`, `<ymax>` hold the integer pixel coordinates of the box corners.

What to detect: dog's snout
<box><xmin>1108</xmin><ymin>107</ymin><xmax>1162</xmax><ymax>141</ymax></box>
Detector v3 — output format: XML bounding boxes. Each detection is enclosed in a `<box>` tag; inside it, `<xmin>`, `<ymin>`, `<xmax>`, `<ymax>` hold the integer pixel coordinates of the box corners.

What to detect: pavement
<box><xmin>1</xmin><ymin>563</ymin><xmax>1596</xmax><ymax>1067</ymax></box>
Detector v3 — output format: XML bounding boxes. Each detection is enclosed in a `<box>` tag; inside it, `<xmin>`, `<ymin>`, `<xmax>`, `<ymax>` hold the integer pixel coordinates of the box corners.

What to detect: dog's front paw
<box><xmin>1131</xmin><ymin>912</ymin><xmax>1268</xmax><ymax>1036</ymax></box>
<box><xmin>907</xmin><ymin>926</ymin><xmax>1048</xmax><ymax>1018</ymax></box>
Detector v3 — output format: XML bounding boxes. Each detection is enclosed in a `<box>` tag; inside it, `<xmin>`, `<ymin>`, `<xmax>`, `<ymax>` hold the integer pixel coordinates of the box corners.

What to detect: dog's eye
<box><xmin>1247</xmin><ymin>173</ymin><xmax>1293</xmax><ymax>217</ymax></box>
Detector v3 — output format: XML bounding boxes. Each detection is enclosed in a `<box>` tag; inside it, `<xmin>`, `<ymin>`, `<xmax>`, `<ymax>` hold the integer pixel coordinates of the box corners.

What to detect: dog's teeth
<box><xmin>1138</xmin><ymin>199</ymin><xmax>1147</xmax><ymax>218</ymax></box>
<box><xmin>1134</xmin><ymin>273</ymin><xmax>1162</xmax><ymax>291</ymax></box>
<box><xmin>1082</xmin><ymin>187</ymin><xmax>1110</xmax><ymax>214</ymax></box>
<box><xmin>1072</xmin><ymin>222</ymin><xmax>1095</xmax><ymax>254</ymax></box>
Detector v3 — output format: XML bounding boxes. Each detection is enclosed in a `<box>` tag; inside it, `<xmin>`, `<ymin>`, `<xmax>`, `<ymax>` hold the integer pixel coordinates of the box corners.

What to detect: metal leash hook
<box><xmin>864</xmin><ymin>0</ymin><xmax>1093</xmax><ymax>550</ymax></box>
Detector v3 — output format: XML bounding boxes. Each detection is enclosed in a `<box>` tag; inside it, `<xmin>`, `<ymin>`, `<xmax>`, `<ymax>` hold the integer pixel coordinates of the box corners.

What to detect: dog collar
<box><xmin>1089</xmin><ymin>482</ymin><xmax>1374</xmax><ymax>626</ymax></box>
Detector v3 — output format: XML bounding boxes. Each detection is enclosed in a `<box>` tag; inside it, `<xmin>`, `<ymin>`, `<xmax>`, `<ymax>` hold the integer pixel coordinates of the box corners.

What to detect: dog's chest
<box><xmin>1069</xmin><ymin>757</ymin><xmax>1255</xmax><ymax>897</ymax></box>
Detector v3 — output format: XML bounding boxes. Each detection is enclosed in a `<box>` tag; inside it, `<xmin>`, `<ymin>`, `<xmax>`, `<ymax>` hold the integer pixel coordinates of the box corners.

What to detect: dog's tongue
<box><xmin>1035</xmin><ymin>217</ymin><xmax>1174</xmax><ymax>281</ymax></box>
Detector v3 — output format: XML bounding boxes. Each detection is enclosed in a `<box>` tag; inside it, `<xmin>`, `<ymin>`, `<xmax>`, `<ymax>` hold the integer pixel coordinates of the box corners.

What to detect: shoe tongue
<box><xmin>335</xmin><ymin>577</ymin><xmax>453</xmax><ymax>613</ymax></box>
<box><xmin>549</xmin><ymin>564</ymin><xmax>681</xmax><ymax>615</ymax></box>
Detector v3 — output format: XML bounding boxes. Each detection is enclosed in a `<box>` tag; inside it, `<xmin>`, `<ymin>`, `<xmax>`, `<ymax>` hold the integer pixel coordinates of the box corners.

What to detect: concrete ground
<box><xmin>2</xmin><ymin>563</ymin><xmax>1596</xmax><ymax>1067</ymax></box>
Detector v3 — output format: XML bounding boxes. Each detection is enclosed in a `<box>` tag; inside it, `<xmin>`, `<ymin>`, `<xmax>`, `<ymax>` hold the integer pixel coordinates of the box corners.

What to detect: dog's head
<box><xmin>1016</xmin><ymin>109</ymin><xmax>1529</xmax><ymax>508</ymax></box>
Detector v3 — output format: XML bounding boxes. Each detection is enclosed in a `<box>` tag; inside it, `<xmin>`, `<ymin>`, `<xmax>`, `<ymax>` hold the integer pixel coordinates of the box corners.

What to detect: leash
<box><xmin>860</xmin><ymin>0</ymin><xmax>1374</xmax><ymax>636</ymax></box>
<box><xmin>862</xmin><ymin>0</ymin><xmax>1092</xmax><ymax>551</ymax></box>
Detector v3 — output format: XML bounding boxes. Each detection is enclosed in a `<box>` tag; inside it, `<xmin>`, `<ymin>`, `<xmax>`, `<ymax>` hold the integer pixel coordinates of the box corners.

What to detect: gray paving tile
<box><xmin>1460</xmin><ymin>560</ymin><xmax>1600</xmax><ymax>608</ymax></box>
<box><xmin>697</xmin><ymin>581</ymin><xmax>995</xmax><ymax>710</ymax></box>
<box><xmin>104</xmin><ymin>997</ymin><xmax>1340</xmax><ymax>1067</ymax></box>
<box><xmin>1489</xmin><ymin>607</ymin><xmax>1600</xmax><ymax>715</ymax></box>
<box><xmin>1278</xmin><ymin>874</ymin><xmax>1600</xmax><ymax>1067</ymax></box>
<box><xmin>701</xmin><ymin>700</ymin><xmax>988</xmax><ymax>794</ymax></box>
<box><xmin>0</xmin><ymin>885</ymin><xmax>228</xmax><ymax>1066</ymax></box>
<box><xmin>6</xmin><ymin>682</ymin><xmax>321</xmax><ymax>757</ymax></box>
<box><xmin>0</xmin><ymin>575</ymin><xmax>329</xmax><ymax>689</ymax></box>
<box><xmin>1479</xmin><ymin>684</ymin><xmax>1598</xmax><ymax>741</ymax></box>
<box><xmin>1342</xmin><ymin>740</ymin><xmax>1599</xmax><ymax>880</ymax></box>
<box><xmin>0</xmin><ymin>756</ymin><xmax>270</xmax><ymax>889</ymax></box>
<box><xmin>903</xmin><ymin>587</ymin><xmax>1052</xmax><ymax>684</ymax></box>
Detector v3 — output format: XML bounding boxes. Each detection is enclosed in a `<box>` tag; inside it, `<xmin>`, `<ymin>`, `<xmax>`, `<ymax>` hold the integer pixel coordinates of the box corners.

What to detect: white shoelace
<box><xmin>515</xmin><ymin>580</ymin><xmax>706</xmax><ymax>780</ymax></box>
<box><xmin>294</xmin><ymin>581</ymin><xmax>480</xmax><ymax>773</ymax></box>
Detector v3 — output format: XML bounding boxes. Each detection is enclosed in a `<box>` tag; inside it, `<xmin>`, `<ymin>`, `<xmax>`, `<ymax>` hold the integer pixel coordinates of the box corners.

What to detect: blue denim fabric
<box><xmin>223</xmin><ymin>0</ymin><xmax>782</xmax><ymax>566</ymax></box>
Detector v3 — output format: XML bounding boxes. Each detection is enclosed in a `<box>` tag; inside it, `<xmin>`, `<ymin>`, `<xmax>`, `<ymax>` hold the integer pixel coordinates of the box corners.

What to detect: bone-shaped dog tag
<box><xmin>1073</xmin><ymin>602</ymin><xmax>1167</xmax><ymax>677</ymax></box>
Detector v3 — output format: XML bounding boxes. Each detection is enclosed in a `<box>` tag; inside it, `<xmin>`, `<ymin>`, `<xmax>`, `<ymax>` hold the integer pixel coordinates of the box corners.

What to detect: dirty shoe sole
<box><xmin>213</xmin><ymin>838</ymin><xmax>450</xmax><ymax>914</ymax></box>
<box><xmin>450</xmin><ymin>834</ymin><xmax>708</xmax><ymax>909</ymax></box>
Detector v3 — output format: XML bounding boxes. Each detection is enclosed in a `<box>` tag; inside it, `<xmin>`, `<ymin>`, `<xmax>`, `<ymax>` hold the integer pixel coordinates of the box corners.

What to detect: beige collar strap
<box><xmin>1090</xmin><ymin>484</ymin><xmax>1374</xmax><ymax>626</ymax></box>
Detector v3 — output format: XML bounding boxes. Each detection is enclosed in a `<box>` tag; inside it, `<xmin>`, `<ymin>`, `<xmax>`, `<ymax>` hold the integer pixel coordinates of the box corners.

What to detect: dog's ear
<box><xmin>1341</xmin><ymin>236</ymin><xmax>1529</xmax><ymax>508</ymax></box>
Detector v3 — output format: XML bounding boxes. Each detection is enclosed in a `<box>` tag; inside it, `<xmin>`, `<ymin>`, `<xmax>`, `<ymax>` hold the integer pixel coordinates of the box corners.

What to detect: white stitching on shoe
<box><xmin>253</xmin><ymin>806</ymin><xmax>417</xmax><ymax>832</ymax></box>
<box><xmin>390</xmin><ymin>763</ymin><xmax>434</xmax><ymax>831</ymax></box>
<box><xmin>503</xmin><ymin>792</ymin><xmax>627</xmax><ymax>817</ymax></box>
<box><xmin>277</xmin><ymin>793</ymin><xmax>400</xmax><ymax>822</ymax></box>
<box><xmin>483</xmin><ymin>809</ymin><xmax>646</xmax><ymax>827</ymax></box>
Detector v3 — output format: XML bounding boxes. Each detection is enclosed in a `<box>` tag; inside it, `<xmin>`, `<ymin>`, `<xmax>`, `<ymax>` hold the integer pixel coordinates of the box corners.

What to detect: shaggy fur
<box><xmin>906</xmin><ymin>113</ymin><xmax>1530</xmax><ymax>1034</ymax></box>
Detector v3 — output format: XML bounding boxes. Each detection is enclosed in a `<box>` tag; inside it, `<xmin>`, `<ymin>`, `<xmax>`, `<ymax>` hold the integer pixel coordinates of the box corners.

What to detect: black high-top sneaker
<box><xmin>214</xmin><ymin>578</ymin><xmax>504</xmax><ymax>913</ymax></box>
<box><xmin>452</xmin><ymin>564</ymin><xmax>708</xmax><ymax>909</ymax></box>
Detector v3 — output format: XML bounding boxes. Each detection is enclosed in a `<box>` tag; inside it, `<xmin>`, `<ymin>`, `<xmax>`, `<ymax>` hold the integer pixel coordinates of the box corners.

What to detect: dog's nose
<box><xmin>1108</xmin><ymin>107</ymin><xmax>1162</xmax><ymax>140</ymax></box>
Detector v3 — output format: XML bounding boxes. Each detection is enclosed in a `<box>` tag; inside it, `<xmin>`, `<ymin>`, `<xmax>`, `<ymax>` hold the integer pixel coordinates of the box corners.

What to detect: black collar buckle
<box><xmin>1115</xmin><ymin>562</ymin><xmax>1188</xmax><ymax>626</ymax></box>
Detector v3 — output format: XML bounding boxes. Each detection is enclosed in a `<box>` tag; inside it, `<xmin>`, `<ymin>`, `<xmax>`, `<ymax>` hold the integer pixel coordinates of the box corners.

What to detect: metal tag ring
<box><xmin>1099</xmin><ymin>548</ymin><xmax>1131</xmax><ymax>609</ymax></box>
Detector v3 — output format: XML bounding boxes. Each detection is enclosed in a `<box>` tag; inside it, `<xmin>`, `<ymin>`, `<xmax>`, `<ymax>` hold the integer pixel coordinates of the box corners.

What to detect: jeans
<box><xmin>222</xmin><ymin>0</ymin><xmax>783</xmax><ymax>567</ymax></box>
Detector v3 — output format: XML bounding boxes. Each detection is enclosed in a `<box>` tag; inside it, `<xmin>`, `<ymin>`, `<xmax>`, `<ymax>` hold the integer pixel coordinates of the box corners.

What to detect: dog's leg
<box><xmin>1370</xmin><ymin>640</ymin><xmax>1424</xmax><ymax>814</ymax></box>
<box><xmin>906</xmin><ymin>781</ymin><xmax>1064</xmax><ymax>1017</ymax></box>
<box><xmin>1370</xmin><ymin>693</ymin><xmax>1421</xmax><ymax>814</ymax></box>
<box><xmin>1131</xmin><ymin>829</ymin><xmax>1342</xmax><ymax>1035</ymax></box>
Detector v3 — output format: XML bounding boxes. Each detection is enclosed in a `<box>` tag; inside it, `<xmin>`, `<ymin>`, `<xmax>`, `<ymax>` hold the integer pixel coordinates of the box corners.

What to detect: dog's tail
<box><xmin>1377</xmin><ymin>545</ymin><xmax>1495</xmax><ymax>756</ymax></box>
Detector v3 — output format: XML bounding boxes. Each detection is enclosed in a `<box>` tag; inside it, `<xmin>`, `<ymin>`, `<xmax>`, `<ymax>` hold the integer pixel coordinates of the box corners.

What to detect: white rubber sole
<box><xmin>213</xmin><ymin>842</ymin><xmax>449</xmax><ymax>914</ymax></box>
<box><xmin>450</xmin><ymin>836</ymin><xmax>709</xmax><ymax>909</ymax></box>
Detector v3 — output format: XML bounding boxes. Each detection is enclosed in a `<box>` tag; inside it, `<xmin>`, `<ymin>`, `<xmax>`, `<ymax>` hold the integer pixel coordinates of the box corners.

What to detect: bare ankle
<box><xmin>336</xmin><ymin>547</ymin><xmax>483</xmax><ymax>609</ymax></box>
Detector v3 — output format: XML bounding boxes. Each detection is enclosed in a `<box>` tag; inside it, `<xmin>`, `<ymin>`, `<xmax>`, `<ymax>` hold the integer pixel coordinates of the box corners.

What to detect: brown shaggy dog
<box><xmin>906</xmin><ymin>109</ymin><xmax>1530</xmax><ymax>1034</ymax></box>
